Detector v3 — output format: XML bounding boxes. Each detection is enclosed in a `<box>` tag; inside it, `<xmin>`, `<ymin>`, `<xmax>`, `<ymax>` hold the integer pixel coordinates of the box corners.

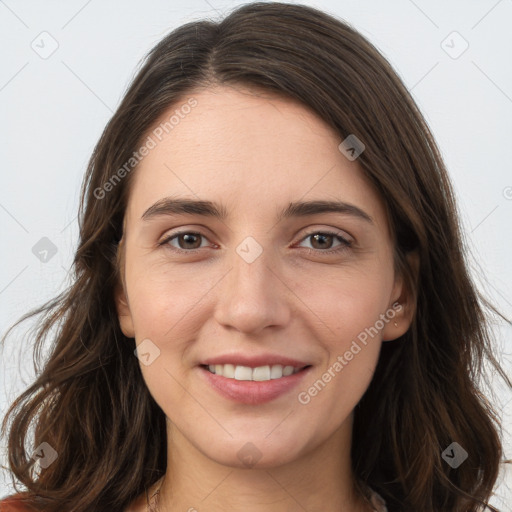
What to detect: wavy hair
<box><xmin>1</xmin><ymin>3</ymin><xmax>510</xmax><ymax>511</ymax></box>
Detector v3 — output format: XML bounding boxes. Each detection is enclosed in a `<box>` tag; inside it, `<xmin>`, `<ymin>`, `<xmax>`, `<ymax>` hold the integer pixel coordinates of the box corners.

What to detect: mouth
<box><xmin>200</xmin><ymin>363</ymin><xmax>311</xmax><ymax>381</ymax></box>
<box><xmin>198</xmin><ymin>362</ymin><xmax>313</xmax><ymax>405</ymax></box>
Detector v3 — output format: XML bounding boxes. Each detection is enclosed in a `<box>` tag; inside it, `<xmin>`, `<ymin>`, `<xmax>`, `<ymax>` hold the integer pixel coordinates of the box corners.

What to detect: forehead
<box><xmin>125</xmin><ymin>85</ymin><xmax>388</xmax><ymax>231</ymax></box>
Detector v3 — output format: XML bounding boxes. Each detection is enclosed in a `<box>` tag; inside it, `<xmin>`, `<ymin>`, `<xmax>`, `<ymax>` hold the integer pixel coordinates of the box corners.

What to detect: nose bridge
<box><xmin>213</xmin><ymin>234</ymin><xmax>290</xmax><ymax>333</ymax></box>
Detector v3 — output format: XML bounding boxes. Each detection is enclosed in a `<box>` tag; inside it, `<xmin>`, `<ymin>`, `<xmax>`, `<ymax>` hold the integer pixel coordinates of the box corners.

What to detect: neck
<box><xmin>154</xmin><ymin>415</ymin><xmax>371</xmax><ymax>512</ymax></box>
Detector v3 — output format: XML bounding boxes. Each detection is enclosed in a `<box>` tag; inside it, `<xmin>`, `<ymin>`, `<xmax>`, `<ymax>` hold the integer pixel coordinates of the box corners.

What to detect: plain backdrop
<box><xmin>1</xmin><ymin>0</ymin><xmax>511</xmax><ymax>506</ymax></box>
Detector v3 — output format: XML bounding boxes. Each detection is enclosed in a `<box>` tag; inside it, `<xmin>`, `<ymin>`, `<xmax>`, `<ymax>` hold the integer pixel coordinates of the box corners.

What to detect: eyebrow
<box><xmin>141</xmin><ymin>197</ymin><xmax>373</xmax><ymax>224</ymax></box>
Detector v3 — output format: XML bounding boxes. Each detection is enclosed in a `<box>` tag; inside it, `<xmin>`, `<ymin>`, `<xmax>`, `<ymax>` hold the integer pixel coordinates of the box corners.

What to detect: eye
<box><xmin>158</xmin><ymin>229</ymin><xmax>353</xmax><ymax>255</ymax></box>
<box><xmin>296</xmin><ymin>230</ymin><xmax>353</xmax><ymax>254</ymax></box>
<box><xmin>159</xmin><ymin>231</ymin><xmax>212</xmax><ymax>252</ymax></box>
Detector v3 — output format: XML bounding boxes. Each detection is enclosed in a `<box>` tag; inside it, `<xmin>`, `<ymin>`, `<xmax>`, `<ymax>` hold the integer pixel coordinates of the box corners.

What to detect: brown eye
<box><xmin>310</xmin><ymin>233</ymin><xmax>335</xmax><ymax>250</ymax></box>
<box><xmin>176</xmin><ymin>233</ymin><xmax>203</xmax><ymax>250</ymax></box>
<box><xmin>160</xmin><ymin>231</ymin><xmax>209</xmax><ymax>251</ymax></box>
<box><xmin>297</xmin><ymin>230</ymin><xmax>352</xmax><ymax>254</ymax></box>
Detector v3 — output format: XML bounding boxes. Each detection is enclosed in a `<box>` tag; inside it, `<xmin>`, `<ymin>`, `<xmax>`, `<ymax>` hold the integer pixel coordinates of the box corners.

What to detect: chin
<box><xmin>198</xmin><ymin>436</ymin><xmax>306</xmax><ymax>470</ymax></box>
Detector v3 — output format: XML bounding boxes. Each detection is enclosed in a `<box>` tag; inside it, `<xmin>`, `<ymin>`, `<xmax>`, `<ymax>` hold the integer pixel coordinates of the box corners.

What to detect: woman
<box><xmin>1</xmin><ymin>2</ymin><xmax>510</xmax><ymax>511</ymax></box>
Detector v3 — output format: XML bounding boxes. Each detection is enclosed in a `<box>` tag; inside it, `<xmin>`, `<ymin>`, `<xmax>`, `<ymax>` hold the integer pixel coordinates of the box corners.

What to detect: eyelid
<box><xmin>301</xmin><ymin>227</ymin><xmax>354</xmax><ymax>243</ymax></box>
<box><xmin>294</xmin><ymin>228</ymin><xmax>353</xmax><ymax>253</ymax></box>
<box><xmin>158</xmin><ymin>230</ymin><xmax>213</xmax><ymax>251</ymax></box>
<box><xmin>158</xmin><ymin>226</ymin><xmax>354</xmax><ymax>254</ymax></box>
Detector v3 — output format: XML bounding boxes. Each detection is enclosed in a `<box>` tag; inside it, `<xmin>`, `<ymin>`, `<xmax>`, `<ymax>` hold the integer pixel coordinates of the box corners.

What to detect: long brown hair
<box><xmin>1</xmin><ymin>3</ymin><xmax>510</xmax><ymax>511</ymax></box>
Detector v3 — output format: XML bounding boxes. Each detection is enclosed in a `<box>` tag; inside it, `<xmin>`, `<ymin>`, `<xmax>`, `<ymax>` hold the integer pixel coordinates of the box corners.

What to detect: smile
<box><xmin>199</xmin><ymin>363</ymin><xmax>312</xmax><ymax>404</ymax></box>
<box><xmin>204</xmin><ymin>363</ymin><xmax>308</xmax><ymax>381</ymax></box>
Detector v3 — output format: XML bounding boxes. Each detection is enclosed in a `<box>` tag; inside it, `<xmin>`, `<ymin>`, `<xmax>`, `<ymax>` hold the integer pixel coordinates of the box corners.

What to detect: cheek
<box><xmin>293</xmin><ymin>262</ymin><xmax>393</xmax><ymax>406</ymax></box>
<box><xmin>296</xmin><ymin>285</ymin><xmax>386</xmax><ymax>433</ymax></box>
<box><xmin>127</xmin><ymin>271</ymin><xmax>197</xmax><ymax>411</ymax></box>
<box><xmin>295</xmin><ymin>260</ymin><xmax>395</xmax><ymax>341</ymax></box>
<box><xmin>125</xmin><ymin>259</ymin><xmax>206</xmax><ymax>339</ymax></box>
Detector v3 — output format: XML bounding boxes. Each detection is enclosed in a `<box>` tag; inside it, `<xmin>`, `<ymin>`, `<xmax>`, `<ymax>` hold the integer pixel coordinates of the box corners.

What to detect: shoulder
<box><xmin>1</xmin><ymin>492</ymin><xmax>147</xmax><ymax>512</ymax></box>
<box><xmin>0</xmin><ymin>494</ymin><xmax>37</xmax><ymax>511</ymax></box>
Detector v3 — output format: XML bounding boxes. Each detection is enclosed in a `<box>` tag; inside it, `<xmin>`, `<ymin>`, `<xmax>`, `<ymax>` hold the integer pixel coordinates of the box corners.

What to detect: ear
<box><xmin>382</xmin><ymin>251</ymin><xmax>419</xmax><ymax>341</ymax></box>
<box><xmin>114</xmin><ymin>236</ymin><xmax>135</xmax><ymax>338</ymax></box>
<box><xmin>115</xmin><ymin>282</ymin><xmax>135</xmax><ymax>338</ymax></box>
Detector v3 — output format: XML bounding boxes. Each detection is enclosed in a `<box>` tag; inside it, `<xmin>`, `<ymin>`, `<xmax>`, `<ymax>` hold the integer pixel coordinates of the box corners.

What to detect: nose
<box><xmin>213</xmin><ymin>238</ymin><xmax>292</xmax><ymax>335</ymax></box>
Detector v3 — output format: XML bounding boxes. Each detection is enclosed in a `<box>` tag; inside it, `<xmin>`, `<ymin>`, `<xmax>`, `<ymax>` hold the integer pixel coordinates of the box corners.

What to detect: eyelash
<box><xmin>158</xmin><ymin>229</ymin><xmax>353</xmax><ymax>256</ymax></box>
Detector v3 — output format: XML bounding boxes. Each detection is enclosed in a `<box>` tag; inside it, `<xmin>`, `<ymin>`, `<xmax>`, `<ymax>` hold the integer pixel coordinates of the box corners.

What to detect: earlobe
<box><xmin>114</xmin><ymin>235</ymin><xmax>135</xmax><ymax>338</ymax></box>
<box><xmin>382</xmin><ymin>251</ymin><xmax>419</xmax><ymax>342</ymax></box>
<box><xmin>115</xmin><ymin>283</ymin><xmax>135</xmax><ymax>338</ymax></box>
<box><xmin>381</xmin><ymin>301</ymin><xmax>414</xmax><ymax>341</ymax></box>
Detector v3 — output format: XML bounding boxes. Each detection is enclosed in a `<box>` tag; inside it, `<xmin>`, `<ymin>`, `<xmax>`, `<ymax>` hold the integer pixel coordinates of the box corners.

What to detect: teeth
<box><xmin>282</xmin><ymin>365</ymin><xmax>294</xmax><ymax>376</ymax></box>
<box><xmin>234</xmin><ymin>365</ymin><xmax>253</xmax><ymax>380</ymax></box>
<box><xmin>270</xmin><ymin>365</ymin><xmax>283</xmax><ymax>379</ymax></box>
<box><xmin>206</xmin><ymin>364</ymin><xmax>302</xmax><ymax>381</ymax></box>
<box><xmin>222</xmin><ymin>363</ymin><xmax>235</xmax><ymax>378</ymax></box>
<box><xmin>252</xmin><ymin>366</ymin><xmax>270</xmax><ymax>381</ymax></box>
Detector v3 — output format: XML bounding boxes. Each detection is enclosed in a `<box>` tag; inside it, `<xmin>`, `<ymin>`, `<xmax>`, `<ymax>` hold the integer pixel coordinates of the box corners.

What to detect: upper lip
<box><xmin>200</xmin><ymin>353</ymin><xmax>311</xmax><ymax>368</ymax></box>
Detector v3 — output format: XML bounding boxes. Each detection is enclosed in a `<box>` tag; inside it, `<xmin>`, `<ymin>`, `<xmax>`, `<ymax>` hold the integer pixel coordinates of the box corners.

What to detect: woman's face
<box><xmin>116</xmin><ymin>85</ymin><xmax>412</xmax><ymax>469</ymax></box>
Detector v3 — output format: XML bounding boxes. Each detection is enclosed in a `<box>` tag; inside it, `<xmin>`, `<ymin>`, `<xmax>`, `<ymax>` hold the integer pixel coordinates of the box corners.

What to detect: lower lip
<box><xmin>199</xmin><ymin>365</ymin><xmax>312</xmax><ymax>405</ymax></box>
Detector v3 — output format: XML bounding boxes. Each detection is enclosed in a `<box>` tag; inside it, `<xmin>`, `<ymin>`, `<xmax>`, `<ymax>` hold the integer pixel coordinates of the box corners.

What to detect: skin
<box><xmin>116</xmin><ymin>84</ymin><xmax>415</xmax><ymax>512</ymax></box>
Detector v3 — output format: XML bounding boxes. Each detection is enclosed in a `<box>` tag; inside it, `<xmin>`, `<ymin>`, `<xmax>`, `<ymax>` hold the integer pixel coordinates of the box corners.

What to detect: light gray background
<box><xmin>1</xmin><ymin>0</ymin><xmax>511</xmax><ymax>507</ymax></box>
